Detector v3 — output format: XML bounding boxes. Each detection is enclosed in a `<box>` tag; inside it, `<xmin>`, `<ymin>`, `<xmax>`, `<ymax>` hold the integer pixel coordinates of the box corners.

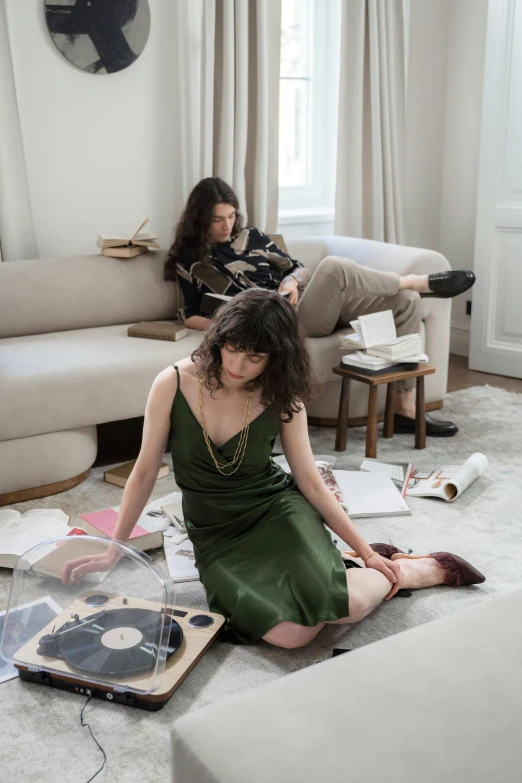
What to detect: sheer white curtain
<box><xmin>0</xmin><ymin>0</ymin><xmax>36</xmax><ymax>261</ymax></box>
<box><xmin>175</xmin><ymin>0</ymin><xmax>282</xmax><ymax>232</ymax></box>
<box><xmin>334</xmin><ymin>0</ymin><xmax>406</xmax><ymax>244</ymax></box>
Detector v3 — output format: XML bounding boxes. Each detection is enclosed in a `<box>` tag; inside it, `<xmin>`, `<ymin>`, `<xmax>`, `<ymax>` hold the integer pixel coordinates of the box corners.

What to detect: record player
<box><xmin>1</xmin><ymin>536</ymin><xmax>224</xmax><ymax>711</ymax></box>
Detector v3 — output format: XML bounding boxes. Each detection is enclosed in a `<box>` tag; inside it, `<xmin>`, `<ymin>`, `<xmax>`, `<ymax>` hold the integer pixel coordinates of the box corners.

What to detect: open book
<box><xmin>406</xmin><ymin>453</ymin><xmax>488</xmax><ymax>501</ymax></box>
<box><xmin>0</xmin><ymin>508</ymin><xmax>72</xmax><ymax>568</ymax></box>
<box><xmin>97</xmin><ymin>215</ymin><xmax>160</xmax><ymax>250</ymax></box>
<box><xmin>340</xmin><ymin>309</ymin><xmax>423</xmax><ymax>361</ymax></box>
<box><xmin>360</xmin><ymin>458</ymin><xmax>414</xmax><ymax>497</ymax></box>
<box><xmin>272</xmin><ymin>455</ymin><xmax>410</xmax><ymax>518</ymax></box>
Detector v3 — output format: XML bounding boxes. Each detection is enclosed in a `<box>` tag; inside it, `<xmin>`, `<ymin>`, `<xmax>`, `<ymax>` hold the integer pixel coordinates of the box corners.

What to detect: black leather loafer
<box><xmin>393</xmin><ymin>413</ymin><xmax>458</xmax><ymax>437</ymax></box>
<box><xmin>420</xmin><ymin>270</ymin><xmax>475</xmax><ymax>299</ymax></box>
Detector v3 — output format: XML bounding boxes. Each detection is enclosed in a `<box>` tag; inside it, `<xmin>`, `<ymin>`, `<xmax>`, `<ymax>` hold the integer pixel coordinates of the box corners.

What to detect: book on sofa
<box><xmin>127</xmin><ymin>321</ymin><xmax>188</xmax><ymax>342</ymax></box>
<box><xmin>0</xmin><ymin>508</ymin><xmax>72</xmax><ymax>568</ymax></box>
<box><xmin>97</xmin><ymin>215</ymin><xmax>160</xmax><ymax>249</ymax></box>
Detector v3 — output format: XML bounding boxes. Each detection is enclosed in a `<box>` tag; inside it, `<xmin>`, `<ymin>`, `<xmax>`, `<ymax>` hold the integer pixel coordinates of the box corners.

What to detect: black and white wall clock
<box><xmin>44</xmin><ymin>0</ymin><xmax>151</xmax><ymax>74</ymax></box>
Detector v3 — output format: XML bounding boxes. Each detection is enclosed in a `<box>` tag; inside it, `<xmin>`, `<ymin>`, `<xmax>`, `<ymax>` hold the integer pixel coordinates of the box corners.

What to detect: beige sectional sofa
<box><xmin>170</xmin><ymin>588</ymin><xmax>522</xmax><ymax>783</ymax></box>
<box><xmin>0</xmin><ymin>236</ymin><xmax>451</xmax><ymax>501</ymax></box>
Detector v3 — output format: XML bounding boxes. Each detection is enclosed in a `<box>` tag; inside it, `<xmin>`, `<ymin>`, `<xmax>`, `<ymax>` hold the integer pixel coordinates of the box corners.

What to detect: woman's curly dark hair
<box><xmin>164</xmin><ymin>178</ymin><xmax>243</xmax><ymax>281</ymax></box>
<box><xmin>192</xmin><ymin>288</ymin><xmax>314</xmax><ymax>422</ymax></box>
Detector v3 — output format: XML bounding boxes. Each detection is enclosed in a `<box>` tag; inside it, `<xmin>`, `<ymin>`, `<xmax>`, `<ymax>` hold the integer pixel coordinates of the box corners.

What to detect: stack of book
<box><xmin>97</xmin><ymin>215</ymin><xmax>160</xmax><ymax>258</ymax></box>
<box><xmin>340</xmin><ymin>310</ymin><xmax>428</xmax><ymax>374</ymax></box>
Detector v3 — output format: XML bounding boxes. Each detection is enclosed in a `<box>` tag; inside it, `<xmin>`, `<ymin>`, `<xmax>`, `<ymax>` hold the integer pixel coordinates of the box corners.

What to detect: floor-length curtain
<box><xmin>334</xmin><ymin>0</ymin><xmax>406</xmax><ymax>244</ymax></box>
<box><xmin>175</xmin><ymin>0</ymin><xmax>281</xmax><ymax>232</ymax></box>
<box><xmin>0</xmin><ymin>0</ymin><xmax>37</xmax><ymax>261</ymax></box>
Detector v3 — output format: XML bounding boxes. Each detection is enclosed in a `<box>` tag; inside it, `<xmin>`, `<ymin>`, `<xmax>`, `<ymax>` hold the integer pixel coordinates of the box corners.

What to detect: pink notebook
<box><xmin>80</xmin><ymin>509</ymin><xmax>149</xmax><ymax>539</ymax></box>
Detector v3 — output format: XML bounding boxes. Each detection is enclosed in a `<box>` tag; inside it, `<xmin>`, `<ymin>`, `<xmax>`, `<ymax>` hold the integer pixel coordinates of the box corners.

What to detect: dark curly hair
<box><xmin>164</xmin><ymin>178</ymin><xmax>243</xmax><ymax>281</ymax></box>
<box><xmin>192</xmin><ymin>288</ymin><xmax>314</xmax><ymax>422</ymax></box>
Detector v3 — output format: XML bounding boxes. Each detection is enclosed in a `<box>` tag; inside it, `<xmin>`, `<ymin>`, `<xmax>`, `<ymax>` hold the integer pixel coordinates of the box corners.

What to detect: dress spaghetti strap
<box><xmin>172</xmin><ymin>365</ymin><xmax>181</xmax><ymax>404</ymax></box>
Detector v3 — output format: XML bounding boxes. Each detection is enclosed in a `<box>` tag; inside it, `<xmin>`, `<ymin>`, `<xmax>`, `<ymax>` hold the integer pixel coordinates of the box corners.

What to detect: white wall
<box><xmin>438</xmin><ymin>0</ymin><xmax>489</xmax><ymax>355</ymax></box>
<box><xmin>4</xmin><ymin>0</ymin><xmax>184</xmax><ymax>259</ymax></box>
<box><xmin>404</xmin><ymin>0</ymin><xmax>451</xmax><ymax>252</ymax></box>
<box><xmin>404</xmin><ymin>0</ymin><xmax>488</xmax><ymax>357</ymax></box>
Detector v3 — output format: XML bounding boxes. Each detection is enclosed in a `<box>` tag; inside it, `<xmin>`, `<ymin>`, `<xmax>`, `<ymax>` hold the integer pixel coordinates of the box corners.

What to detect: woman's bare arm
<box><xmin>110</xmin><ymin>367</ymin><xmax>176</xmax><ymax>542</ymax></box>
<box><xmin>61</xmin><ymin>368</ymin><xmax>177</xmax><ymax>583</ymax></box>
<box><xmin>184</xmin><ymin>315</ymin><xmax>211</xmax><ymax>331</ymax></box>
<box><xmin>280</xmin><ymin>407</ymin><xmax>374</xmax><ymax>559</ymax></box>
<box><xmin>280</xmin><ymin>405</ymin><xmax>403</xmax><ymax>595</ymax></box>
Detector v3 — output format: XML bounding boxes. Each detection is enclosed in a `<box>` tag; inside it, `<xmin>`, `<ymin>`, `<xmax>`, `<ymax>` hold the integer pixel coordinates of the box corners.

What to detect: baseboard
<box><xmin>0</xmin><ymin>469</ymin><xmax>91</xmax><ymax>507</ymax></box>
<box><xmin>450</xmin><ymin>323</ymin><xmax>470</xmax><ymax>358</ymax></box>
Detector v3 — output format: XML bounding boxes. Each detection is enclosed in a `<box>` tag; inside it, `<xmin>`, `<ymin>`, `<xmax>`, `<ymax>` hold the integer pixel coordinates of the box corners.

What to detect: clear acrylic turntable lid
<box><xmin>1</xmin><ymin>536</ymin><xmax>177</xmax><ymax>695</ymax></box>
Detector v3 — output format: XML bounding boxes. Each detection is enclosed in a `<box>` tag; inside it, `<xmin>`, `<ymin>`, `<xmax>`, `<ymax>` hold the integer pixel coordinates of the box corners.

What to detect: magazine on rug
<box><xmin>272</xmin><ymin>455</ymin><xmax>410</xmax><ymax>519</ymax></box>
<box><xmin>405</xmin><ymin>452</ymin><xmax>488</xmax><ymax>501</ymax></box>
<box><xmin>0</xmin><ymin>596</ymin><xmax>63</xmax><ymax>683</ymax></box>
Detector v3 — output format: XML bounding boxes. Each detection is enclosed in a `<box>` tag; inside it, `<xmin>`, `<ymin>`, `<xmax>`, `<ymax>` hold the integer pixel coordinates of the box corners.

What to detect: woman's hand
<box><xmin>278</xmin><ymin>277</ymin><xmax>299</xmax><ymax>305</ymax></box>
<box><xmin>61</xmin><ymin>549</ymin><xmax>121</xmax><ymax>585</ymax></box>
<box><xmin>365</xmin><ymin>554</ymin><xmax>404</xmax><ymax>599</ymax></box>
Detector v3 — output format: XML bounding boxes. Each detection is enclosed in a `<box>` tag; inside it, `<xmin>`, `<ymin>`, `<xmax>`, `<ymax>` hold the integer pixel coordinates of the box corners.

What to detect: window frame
<box><xmin>278</xmin><ymin>0</ymin><xmax>341</xmax><ymax>218</ymax></box>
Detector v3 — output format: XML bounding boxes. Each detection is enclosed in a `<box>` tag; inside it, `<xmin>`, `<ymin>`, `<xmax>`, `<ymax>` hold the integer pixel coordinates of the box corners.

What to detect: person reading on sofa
<box><xmin>164</xmin><ymin>178</ymin><xmax>475</xmax><ymax>437</ymax></box>
<box><xmin>62</xmin><ymin>289</ymin><xmax>485</xmax><ymax>648</ymax></box>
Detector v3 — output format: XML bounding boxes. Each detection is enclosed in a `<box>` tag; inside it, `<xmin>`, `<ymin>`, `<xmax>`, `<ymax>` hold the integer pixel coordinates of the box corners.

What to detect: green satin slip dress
<box><xmin>169</xmin><ymin>366</ymin><xmax>349</xmax><ymax>644</ymax></box>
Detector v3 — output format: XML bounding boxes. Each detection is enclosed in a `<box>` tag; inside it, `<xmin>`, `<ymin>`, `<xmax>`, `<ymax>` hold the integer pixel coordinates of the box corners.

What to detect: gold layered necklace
<box><xmin>198</xmin><ymin>378</ymin><xmax>254</xmax><ymax>475</ymax></box>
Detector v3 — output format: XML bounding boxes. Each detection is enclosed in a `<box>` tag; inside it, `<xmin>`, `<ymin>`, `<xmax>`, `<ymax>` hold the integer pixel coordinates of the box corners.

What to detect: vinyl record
<box><xmin>59</xmin><ymin>608</ymin><xmax>182</xmax><ymax>676</ymax></box>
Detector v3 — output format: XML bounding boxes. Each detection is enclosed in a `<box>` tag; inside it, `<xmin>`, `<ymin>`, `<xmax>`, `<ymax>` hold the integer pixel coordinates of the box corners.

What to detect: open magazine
<box><xmin>405</xmin><ymin>453</ymin><xmax>488</xmax><ymax>501</ymax></box>
<box><xmin>272</xmin><ymin>455</ymin><xmax>410</xmax><ymax>519</ymax></box>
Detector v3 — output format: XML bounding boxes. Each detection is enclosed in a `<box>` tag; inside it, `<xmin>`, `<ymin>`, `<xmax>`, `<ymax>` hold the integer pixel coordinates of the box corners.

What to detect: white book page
<box><xmin>127</xmin><ymin>215</ymin><xmax>149</xmax><ymax>239</ymax></box>
<box><xmin>163</xmin><ymin>535</ymin><xmax>199</xmax><ymax>582</ymax></box>
<box><xmin>0</xmin><ymin>510</ymin><xmax>21</xmax><ymax>529</ymax></box>
<box><xmin>21</xmin><ymin>508</ymin><xmax>70</xmax><ymax>523</ymax></box>
<box><xmin>0</xmin><ymin>517</ymin><xmax>71</xmax><ymax>557</ymax></box>
<box><xmin>360</xmin><ymin>459</ymin><xmax>405</xmax><ymax>481</ymax></box>
<box><xmin>348</xmin><ymin>319</ymin><xmax>363</xmax><ymax>338</ymax></box>
<box><xmin>358</xmin><ymin>310</ymin><xmax>396</xmax><ymax>348</ymax></box>
<box><xmin>112</xmin><ymin>492</ymin><xmax>182</xmax><ymax>533</ymax></box>
<box><xmin>332</xmin><ymin>471</ymin><xmax>410</xmax><ymax>517</ymax></box>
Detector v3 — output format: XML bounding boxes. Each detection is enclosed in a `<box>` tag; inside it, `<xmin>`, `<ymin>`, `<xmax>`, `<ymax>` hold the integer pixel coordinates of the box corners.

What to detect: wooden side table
<box><xmin>333</xmin><ymin>363</ymin><xmax>436</xmax><ymax>457</ymax></box>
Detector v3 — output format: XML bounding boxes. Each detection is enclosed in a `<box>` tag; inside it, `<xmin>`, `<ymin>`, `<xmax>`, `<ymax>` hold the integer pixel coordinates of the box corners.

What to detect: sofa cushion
<box><xmin>171</xmin><ymin>589</ymin><xmax>522</xmax><ymax>783</ymax></box>
<box><xmin>0</xmin><ymin>325</ymin><xmax>204</xmax><ymax>441</ymax></box>
<box><xmin>0</xmin><ymin>251</ymin><xmax>175</xmax><ymax>338</ymax></box>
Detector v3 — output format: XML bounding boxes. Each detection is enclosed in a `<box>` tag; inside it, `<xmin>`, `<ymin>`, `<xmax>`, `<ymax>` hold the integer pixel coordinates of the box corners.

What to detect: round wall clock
<box><xmin>44</xmin><ymin>0</ymin><xmax>151</xmax><ymax>74</ymax></box>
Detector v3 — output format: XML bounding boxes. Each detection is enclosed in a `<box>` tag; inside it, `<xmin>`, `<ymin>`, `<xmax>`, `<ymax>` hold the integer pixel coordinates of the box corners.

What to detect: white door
<box><xmin>469</xmin><ymin>0</ymin><xmax>522</xmax><ymax>378</ymax></box>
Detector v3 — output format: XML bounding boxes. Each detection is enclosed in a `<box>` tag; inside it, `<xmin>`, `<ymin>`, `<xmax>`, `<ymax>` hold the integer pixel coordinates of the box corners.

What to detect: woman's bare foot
<box><xmin>398</xmin><ymin>274</ymin><xmax>431</xmax><ymax>294</ymax></box>
<box><xmin>392</xmin><ymin>556</ymin><xmax>445</xmax><ymax>589</ymax></box>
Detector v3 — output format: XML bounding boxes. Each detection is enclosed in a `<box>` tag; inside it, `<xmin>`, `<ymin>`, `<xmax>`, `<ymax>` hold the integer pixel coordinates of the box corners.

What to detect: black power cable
<box><xmin>80</xmin><ymin>696</ymin><xmax>107</xmax><ymax>782</ymax></box>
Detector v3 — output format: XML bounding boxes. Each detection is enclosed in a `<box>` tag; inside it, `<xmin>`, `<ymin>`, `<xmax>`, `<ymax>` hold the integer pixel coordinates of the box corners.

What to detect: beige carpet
<box><xmin>1</xmin><ymin>385</ymin><xmax>521</xmax><ymax>782</ymax></box>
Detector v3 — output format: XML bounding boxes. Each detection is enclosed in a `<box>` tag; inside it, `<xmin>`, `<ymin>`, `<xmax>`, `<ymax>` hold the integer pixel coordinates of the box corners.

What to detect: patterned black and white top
<box><xmin>175</xmin><ymin>228</ymin><xmax>308</xmax><ymax>321</ymax></box>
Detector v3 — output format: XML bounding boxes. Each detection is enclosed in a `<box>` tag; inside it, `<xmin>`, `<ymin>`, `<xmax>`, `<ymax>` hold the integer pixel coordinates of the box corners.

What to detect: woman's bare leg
<box><xmin>262</xmin><ymin>557</ymin><xmax>446</xmax><ymax>648</ymax></box>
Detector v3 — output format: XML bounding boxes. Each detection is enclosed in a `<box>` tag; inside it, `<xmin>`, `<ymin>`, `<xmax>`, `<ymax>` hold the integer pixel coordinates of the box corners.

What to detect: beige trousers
<box><xmin>298</xmin><ymin>256</ymin><xmax>422</xmax><ymax>389</ymax></box>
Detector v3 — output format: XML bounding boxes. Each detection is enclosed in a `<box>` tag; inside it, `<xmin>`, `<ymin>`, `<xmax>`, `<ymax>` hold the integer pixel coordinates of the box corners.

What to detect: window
<box><xmin>278</xmin><ymin>0</ymin><xmax>341</xmax><ymax>222</ymax></box>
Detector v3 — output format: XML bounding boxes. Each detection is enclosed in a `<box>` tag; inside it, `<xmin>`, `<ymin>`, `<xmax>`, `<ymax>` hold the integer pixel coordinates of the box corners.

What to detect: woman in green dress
<box><xmin>62</xmin><ymin>289</ymin><xmax>485</xmax><ymax>647</ymax></box>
